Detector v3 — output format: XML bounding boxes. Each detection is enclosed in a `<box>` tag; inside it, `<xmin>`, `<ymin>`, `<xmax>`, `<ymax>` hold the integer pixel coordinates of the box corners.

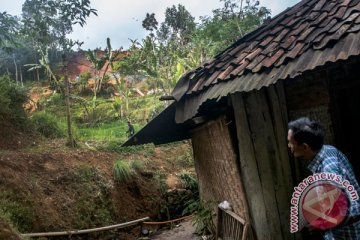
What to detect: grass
<box><xmin>175</xmin><ymin>149</ymin><xmax>194</xmax><ymax>167</ymax></box>
<box><xmin>30</xmin><ymin>112</ymin><xmax>67</xmax><ymax>139</ymax></box>
<box><xmin>77</xmin><ymin>121</ymin><xmax>128</xmax><ymax>142</ymax></box>
<box><xmin>130</xmin><ymin>160</ymin><xmax>144</xmax><ymax>171</ymax></box>
<box><xmin>113</xmin><ymin>160</ymin><xmax>133</xmax><ymax>183</ymax></box>
<box><xmin>30</xmin><ymin>88</ymin><xmax>165</xmax><ymax>147</ymax></box>
<box><xmin>71</xmin><ymin>165</ymin><xmax>115</xmax><ymax>229</ymax></box>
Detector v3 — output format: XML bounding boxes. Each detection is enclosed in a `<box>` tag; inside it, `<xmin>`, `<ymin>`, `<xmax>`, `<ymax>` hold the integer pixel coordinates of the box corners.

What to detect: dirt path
<box><xmin>150</xmin><ymin>220</ymin><xmax>200</xmax><ymax>240</ymax></box>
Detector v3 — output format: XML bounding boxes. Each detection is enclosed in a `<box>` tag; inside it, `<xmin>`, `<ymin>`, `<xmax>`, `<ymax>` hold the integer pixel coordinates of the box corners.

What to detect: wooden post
<box><xmin>231</xmin><ymin>85</ymin><xmax>295</xmax><ymax>240</ymax></box>
<box><xmin>216</xmin><ymin>206</ymin><xmax>223</xmax><ymax>239</ymax></box>
<box><xmin>231</xmin><ymin>92</ymin><xmax>269</xmax><ymax>240</ymax></box>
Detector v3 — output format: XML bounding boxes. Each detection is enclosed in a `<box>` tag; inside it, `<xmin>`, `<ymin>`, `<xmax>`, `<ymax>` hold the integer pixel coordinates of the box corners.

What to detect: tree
<box><xmin>0</xmin><ymin>12</ymin><xmax>18</xmax><ymax>50</ymax></box>
<box><xmin>142</xmin><ymin>13</ymin><xmax>158</xmax><ymax>32</ymax></box>
<box><xmin>123</xmin><ymin>5</ymin><xmax>196</xmax><ymax>97</ymax></box>
<box><xmin>157</xmin><ymin>4</ymin><xmax>196</xmax><ymax>46</ymax></box>
<box><xmin>197</xmin><ymin>0</ymin><xmax>270</xmax><ymax>56</ymax></box>
<box><xmin>121</xmin><ymin>0</ymin><xmax>271</xmax><ymax>102</ymax></box>
<box><xmin>85</xmin><ymin>38</ymin><xmax>117</xmax><ymax>95</ymax></box>
<box><xmin>21</xmin><ymin>0</ymin><xmax>97</xmax><ymax>147</ymax></box>
<box><xmin>85</xmin><ymin>38</ymin><xmax>119</xmax><ymax>124</ymax></box>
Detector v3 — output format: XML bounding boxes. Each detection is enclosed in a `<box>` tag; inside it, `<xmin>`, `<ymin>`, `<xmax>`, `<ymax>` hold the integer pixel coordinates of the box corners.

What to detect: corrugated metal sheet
<box><xmin>175</xmin><ymin>33</ymin><xmax>360</xmax><ymax>123</ymax></box>
<box><xmin>171</xmin><ymin>0</ymin><xmax>360</xmax><ymax>123</ymax></box>
<box><xmin>122</xmin><ymin>103</ymin><xmax>190</xmax><ymax>146</ymax></box>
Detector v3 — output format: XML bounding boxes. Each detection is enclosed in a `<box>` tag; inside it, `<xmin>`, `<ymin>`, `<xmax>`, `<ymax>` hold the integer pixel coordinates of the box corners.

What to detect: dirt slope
<box><xmin>0</xmin><ymin>134</ymin><xmax>195</xmax><ymax>240</ymax></box>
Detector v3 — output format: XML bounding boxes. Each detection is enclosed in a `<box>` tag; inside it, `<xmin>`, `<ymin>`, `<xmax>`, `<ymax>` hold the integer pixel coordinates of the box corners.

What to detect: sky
<box><xmin>1</xmin><ymin>0</ymin><xmax>300</xmax><ymax>50</ymax></box>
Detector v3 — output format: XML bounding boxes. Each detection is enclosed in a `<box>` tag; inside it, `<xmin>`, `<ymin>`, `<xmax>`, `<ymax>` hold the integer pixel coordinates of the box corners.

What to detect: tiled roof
<box><xmin>171</xmin><ymin>0</ymin><xmax>360</xmax><ymax>105</ymax></box>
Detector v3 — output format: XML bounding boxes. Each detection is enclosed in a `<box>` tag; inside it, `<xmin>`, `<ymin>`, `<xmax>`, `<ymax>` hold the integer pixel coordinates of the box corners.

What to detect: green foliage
<box><xmin>154</xmin><ymin>170</ymin><xmax>168</xmax><ymax>194</ymax></box>
<box><xmin>77</xmin><ymin>120</ymin><xmax>127</xmax><ymax>142</ymax></box>
<box><xmin>72</xmin><ymin>97</ymin><xmax>120</xmax><ymax>126</ymax></box>
<box><xmin>175</xmin><ymin>149</ymin><xmax>194</xmax><ymax>167</ymax></box>
<box><xmin>142</xmin><ymin>13</ymin><xmax>158</xmax><ymax>31</ymax></box>
<box><xmin>30</xmin><ymin>112</ymin><xmax>67</xmax><ymax>138</ymax></box>
<box><xmin>0</xmin><ymin>11</ymin><xmax>18</xmax><ymax>49</ymax></box>
<box><xmin>113</xmin><ymin>160</ymin><xmax>132</xmax><ymax>183</ymax></box>
<box><xmin>197</xmin><ymin>0</ymin><xmax>270</xmax><ymax>56</ymax></box>
<box><xmin>130</xmin><ymin>160</ymin><xmax>144</xmax><ymax>171</ymax></box>
<box><xmin>63</xmin><ymin>165</ymin><xmax>115</xmax><ymax>229</ymax></box>
<box><xmin>47</xmin><ymin>92</ymin><xmax>63</xmax><ymax>106</ymax></box>
<box><xmin>74</xmin><ymin>72</ymin><xmax>92</xmax><ymax>95</ymax></box>
<box><xmin>21</xmin><ymin>0</ymin><xmax>97</xmax><ymax>51</ymax></box>
<box><xmin>159</xmin><ymin>4</ymin><xmax>196</xmax><ymax>44</ymax></box>
<box><xmin>0</xmin><ymin>190</ymin><xmax>34</xmax><ymax>233</ymax></box>
<box><xmin>184</xmin><ymin>200</ymin><xmax>216</xmax><ymax>237</ymax></box>
<box><xmin>0</xmin><ymin>75</ymin><xmax>28</xmax><ymax>123</ymax></box>
<box><xmin>179</xmin><ymin>172</ymin><xmax>198</xmax><ymax>191</ymax></box>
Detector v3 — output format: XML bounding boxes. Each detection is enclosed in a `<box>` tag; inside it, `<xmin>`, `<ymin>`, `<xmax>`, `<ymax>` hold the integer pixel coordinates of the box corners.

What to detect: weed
<box><xmin>113</xmin><ymin>160</ymin><xmax>133</xmax><ymax>183</ymax></box>
<box><xmin>30</xmin><ymin>112</ymin><xmax>67</xmax><ymax>138</ymax></box>
<box><xmin>184</xmin><ymin>200</ymin><xmax>216</xmax><ymax>237</ymax></box>
<box><xmin>130</xmin><ymin>160</ymin><xmax>144</xmax><ymax>171</ymax></box>
<box><xmin>117</xmin><ymin>144</ymin><xmax>155</xmax><ymax>157</ymax></box>
<box><xmin>179</xmin><ymin>172</ymin><xmax>198</xmax><ymax>191</ymax></box>
<box><xmin>175</xmin><ymin>150</ymin><xmax>194</xmax><ymax>167</ymax></box>
<box><xmin>0</xmin><ymin>75</ymin><xmax>28</xmax><ymax>124</ymax></box>
<box><xmin>77</xmin><ymin>120</ymin><xmax>128</xmax><ymax>143</ymax></box>
<box><xmin>0</xmin><ymin>190</ymin><xmax>34</xmax><ymax>233</ymax></box>
<box><xmin>40</xmin><ymin>92</ymin><xmax>63</xmax><ymax>107</ymax></box>
<box><xmin>66</xmin><ymin>165</ymin><xmax>115</xmax><ymax>229</ymax></box>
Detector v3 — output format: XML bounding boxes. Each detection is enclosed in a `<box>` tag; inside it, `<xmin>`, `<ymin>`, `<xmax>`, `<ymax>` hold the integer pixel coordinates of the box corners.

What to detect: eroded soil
<box><xmin>0</xmin><ymin>126</ymin><xmax>195</xmax><ymax>239</ymax></box>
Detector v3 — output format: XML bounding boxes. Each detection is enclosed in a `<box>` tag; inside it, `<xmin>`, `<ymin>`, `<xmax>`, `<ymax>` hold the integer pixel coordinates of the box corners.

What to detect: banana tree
<box><xmin>85</xmin><ymin>38</ymin><xmax>119</xmax><ymax>124</ymax></box>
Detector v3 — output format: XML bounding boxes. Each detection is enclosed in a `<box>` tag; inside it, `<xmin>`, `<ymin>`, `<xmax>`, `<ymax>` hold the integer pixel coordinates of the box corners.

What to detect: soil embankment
<box><xmin>0</xmin><ymin>130</ymin><xmax>195</xmax><ymax>240</ymax></box>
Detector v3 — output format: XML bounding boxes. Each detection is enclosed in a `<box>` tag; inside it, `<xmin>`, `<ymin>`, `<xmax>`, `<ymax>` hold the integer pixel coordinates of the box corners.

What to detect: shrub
<box><xmin>175</xmin><ymin>150</ymin><xmax>194</xmax><ymax>167</ymax></box>
<box><xmin>113</xmin><ymin>160</ymin><xmax>132</xmax><ymax>183</ymax></box>
<box><xmin>30</xmin><ymin>112</ymin><xmax>66</xmax><ymax>138</ymax></box>
<box><xmin>183</xmin><ymin>200</ymin><xmax>216</xmax><ymax>237</ymax></box>
<box><xmin>0</xmin><ymin>75</ymin><xmax>28</xmax><ymax>123</ymax></box>
<box><xmin>0</xmin><ymin>190</ymin><xmax>34</xmax><ymax>233</ymax></box>
<box><xmin>179</xmin><ymin>172</ymin><xmax>198</xmax><ymax>191</ymax></box>
<box><xmin>75</xmin><ymin>72</ymin><xmax>92</xmax><ymax>95</ymax></box>
<box><xmin>45</xmin><ymin>92</ymin><xmax>63</xmax><ymax>107</ymax></box>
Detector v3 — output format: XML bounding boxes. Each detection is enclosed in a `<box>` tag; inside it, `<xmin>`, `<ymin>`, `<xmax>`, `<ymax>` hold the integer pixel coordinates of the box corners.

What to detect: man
<box><xmin>126</xmin><ymin>119</ymin><xmax>135</xmax><ymax>138</ymax></box>
<box><xmin>288</xmin><ymin>117</ymin><xmax>360</xmax><ymax>239</ymax></box>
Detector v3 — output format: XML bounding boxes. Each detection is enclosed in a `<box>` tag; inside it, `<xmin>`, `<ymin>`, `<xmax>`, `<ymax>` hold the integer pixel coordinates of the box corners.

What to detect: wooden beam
<box><xmin>231</xmin><ymin>92</ymin><xmax>268</xmax><ymax>240</ymax></box>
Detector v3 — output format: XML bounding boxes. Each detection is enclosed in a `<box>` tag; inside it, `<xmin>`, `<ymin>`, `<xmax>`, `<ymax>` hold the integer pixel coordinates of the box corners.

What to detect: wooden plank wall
<box><xmin>231</xmin><ymin>81</ymin><xmax>296</xmax><ymax>240</ymax></box>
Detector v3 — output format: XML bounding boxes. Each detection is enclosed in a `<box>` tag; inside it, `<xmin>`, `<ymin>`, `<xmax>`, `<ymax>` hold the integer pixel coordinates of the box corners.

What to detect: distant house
<box><xmin>124</xmin><ymin>0</ymin><xmax>360</xmax><ymax>239</ymax></box>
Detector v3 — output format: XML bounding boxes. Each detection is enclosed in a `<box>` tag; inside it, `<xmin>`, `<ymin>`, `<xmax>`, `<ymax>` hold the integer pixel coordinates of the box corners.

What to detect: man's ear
<box><xmin>302</xmin><ymin>143</ymin><xmax>311</xmax><ymax>151</ymax></box>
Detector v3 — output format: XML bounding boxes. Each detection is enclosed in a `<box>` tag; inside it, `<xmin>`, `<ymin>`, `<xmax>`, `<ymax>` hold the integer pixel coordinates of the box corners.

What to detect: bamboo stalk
<box><xmin>21</xmin><ymin>217</ymin><xmax>150</xmax><ymax>238</ymax></box>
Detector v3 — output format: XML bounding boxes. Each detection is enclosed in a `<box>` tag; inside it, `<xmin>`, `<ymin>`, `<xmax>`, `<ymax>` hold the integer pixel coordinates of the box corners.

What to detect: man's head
<box><xmin>287</xmin><ymin>117</ymin><xmax>324</xmax><ymax>160</ymax></box>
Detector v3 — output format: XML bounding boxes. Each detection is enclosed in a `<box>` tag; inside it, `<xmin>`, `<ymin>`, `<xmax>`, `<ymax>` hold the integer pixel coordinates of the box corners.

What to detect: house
<box><xmin>124</xmin><ymin>0</ymin><xmax>360</xmax><ymax>239</ymax></box>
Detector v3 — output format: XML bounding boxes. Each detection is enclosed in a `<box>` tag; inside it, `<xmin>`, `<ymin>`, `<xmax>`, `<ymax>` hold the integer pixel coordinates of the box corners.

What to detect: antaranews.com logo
<box><xmin>290</xmin><ymin>172</ymin><xmax>359</xmax><ymax>233</ymax></box>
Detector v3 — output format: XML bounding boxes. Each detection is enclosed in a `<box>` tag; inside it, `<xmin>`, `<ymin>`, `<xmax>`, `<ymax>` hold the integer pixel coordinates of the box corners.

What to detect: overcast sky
<box><xmin>1</xmin><ymin>0</ymin><xmax>300</xmax><ymax>50</ymax></box>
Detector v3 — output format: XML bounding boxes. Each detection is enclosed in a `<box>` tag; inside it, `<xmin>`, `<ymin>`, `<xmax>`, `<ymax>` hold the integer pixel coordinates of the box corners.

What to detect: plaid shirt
<box><xmin>308</xmin><ymin>145</ymin><xmax>360</xmax><ymax>240</ymax></box>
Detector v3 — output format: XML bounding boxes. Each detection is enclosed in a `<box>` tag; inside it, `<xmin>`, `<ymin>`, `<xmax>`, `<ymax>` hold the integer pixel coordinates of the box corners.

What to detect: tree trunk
<box><xmin>13</xmin><ymin>54</ymin><xmax>19</xmax><ymax>85</ymax></box>
<box><xmin>62</xmin><ymin>55</ymin><xmax>75</xmax><ymax>147</ymax></box>
<box><xmin>36</xmin><ymin>69</ymin><xmax>40</xmax><ymax>82</ymax></box>
<box><xmin>19</xmin><ymin>65</ymin><xmax>24</xmax><ymax>86</ymax></box>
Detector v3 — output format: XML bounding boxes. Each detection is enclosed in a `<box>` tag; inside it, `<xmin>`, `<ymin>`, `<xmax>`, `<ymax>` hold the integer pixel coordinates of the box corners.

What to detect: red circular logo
<box><xmin>301</xmin><ymin>183</ymin><xmax>349</xmax><ymax>230</ymax></box>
